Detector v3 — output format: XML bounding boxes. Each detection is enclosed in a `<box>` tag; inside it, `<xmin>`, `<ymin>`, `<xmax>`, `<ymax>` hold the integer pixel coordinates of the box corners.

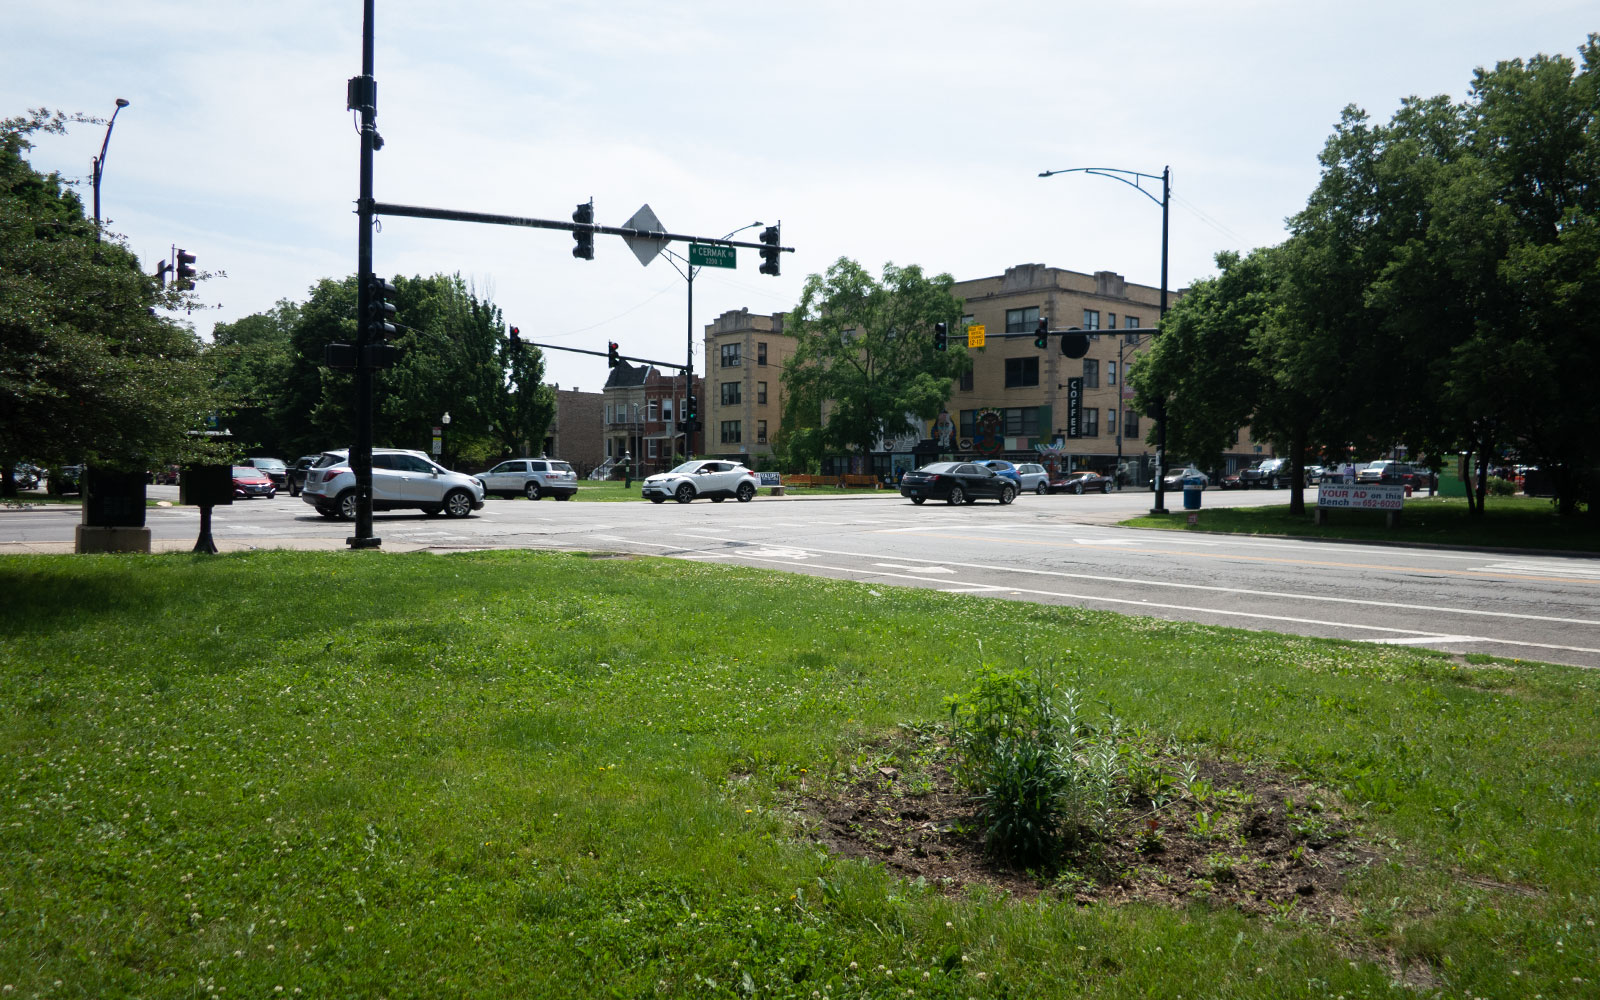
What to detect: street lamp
<box><xmin>1038</xmin><ymin>164</ymin><xmax>1170</xmax><ymax>513</ymax></box>
<box><xmin>440</xmin><ymin>411</ymin><xmax>450</xmax><ymax>466</ymax></box>
<box><xmin>665</xmin><ymin>221</ymin><xmax>762</xmax><ymax>462</ymax></box>
<box><xmin>91</xmin><ymin>98</ymin><xmax>130</xmax><ymax>240</ymax></box>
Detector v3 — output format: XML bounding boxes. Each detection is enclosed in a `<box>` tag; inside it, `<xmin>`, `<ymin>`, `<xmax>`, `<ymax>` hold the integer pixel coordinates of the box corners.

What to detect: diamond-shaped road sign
<box><xmin>622</xmin><ymin>204</ymin><xmax>665</xmax><ymax>266</ymax></box>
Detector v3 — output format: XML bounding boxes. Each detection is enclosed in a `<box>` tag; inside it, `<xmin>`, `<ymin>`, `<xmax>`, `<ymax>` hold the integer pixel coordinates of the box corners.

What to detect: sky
<box><xmin>7</xmin><ymin>1</ymin><xmax>1596</xmax><ymax>393</ymax></box>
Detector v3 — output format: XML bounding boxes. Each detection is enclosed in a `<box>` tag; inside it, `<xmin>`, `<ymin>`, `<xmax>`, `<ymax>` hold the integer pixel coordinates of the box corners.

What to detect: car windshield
<box><xmin>232</xmin><ymin>466</ymin><xmax>261</xmax><ymax>477</ymax></box>
<box><xmin>667</xmin><ymin>462</ymin><xmax>706</xmax><ymax>474</ymax></box>
<box><xmin>915</xmin><ymin>463</ymin><xmax>961</xmax><ymax>474</ymax></box>
<box><xmin>252</xmin><ymin>459</ymin><xmax>285</xmax><ymax>471</ymax></box>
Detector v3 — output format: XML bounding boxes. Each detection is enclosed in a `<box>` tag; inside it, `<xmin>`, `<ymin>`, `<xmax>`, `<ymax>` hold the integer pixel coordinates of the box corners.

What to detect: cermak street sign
<box><xmin>689</xmin><ymin>244</ymin><xmax>736</xmax><ymax>268</ymax></box>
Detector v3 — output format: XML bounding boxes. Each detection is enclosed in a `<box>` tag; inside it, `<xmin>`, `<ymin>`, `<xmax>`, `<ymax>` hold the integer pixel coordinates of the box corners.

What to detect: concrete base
<box><xmin>75</xmin><ymin>525</ymin><xmax>152</xmax><ymax>554</ymax></box>
<box><xmin>769</xmin><ymin>486</ymin><xmax>786</xmax><ymax>496</ymax></box>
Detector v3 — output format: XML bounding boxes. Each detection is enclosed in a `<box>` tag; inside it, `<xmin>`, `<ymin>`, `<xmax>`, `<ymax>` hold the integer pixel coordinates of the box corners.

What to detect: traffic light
<box><xmin>607</xmin><ymin>341</ymin><xmax>620</xmax><ymax>368</ymax></box>
<box><xmin>758</xmin><ymin>224</ymin><xmax>780</xmax><ymax>276</ymax></box>
<box><xmin>509</xmin><ymin>325</ymin><xmax>520</xmax><ymax>342</ymax></box>
<box><xmin>572</xmin><ymin>200</ymin><xmax>594</xmax><ymax>260</ymax></box>
<box><xmin>933</xmin><ymin>322</ymin><xmax>948</xmax><ymax>351</ymax></box>
<box><xmin>685</xmin><ymin>394</ymin><xmax>698</xmax><ymax>422</ymax></box>
<box><xmin>367</xmin><ymin>277</ymin><xmax>398</xmax><ymax>340</ymax></box>
<box><xmin>175</xmin><ymin>249</ymin><xmax>197</xmax><ymax>291</ymax></box>
<box><xmin>1060</xmin><ymin>326</ymin><xmax>1090</xmax><ymax>359</ymax></box>
<box><xmin>1034</xmin><ymin>316</ymin><xmax>1049</xmax><ymax>350</ymax></box>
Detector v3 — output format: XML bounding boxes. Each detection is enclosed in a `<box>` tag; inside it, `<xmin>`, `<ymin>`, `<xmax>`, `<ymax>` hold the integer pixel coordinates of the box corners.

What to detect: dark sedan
<box><xmin>899</xmin><ymin>462</ymin><xmax>1017</xmax><ymax>506</ymax></box>
<box><xmin>1048</xmin><ymin>471</ymin><xmax>1113</xmax><ymax>494</ymax></box>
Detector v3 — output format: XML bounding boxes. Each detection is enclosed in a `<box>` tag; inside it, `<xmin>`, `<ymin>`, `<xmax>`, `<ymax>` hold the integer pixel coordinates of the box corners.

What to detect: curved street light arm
<box><xmin>1037</xmin><ymin>166</ymin><xmax>1164</xmax><ymax>209</ymax></box>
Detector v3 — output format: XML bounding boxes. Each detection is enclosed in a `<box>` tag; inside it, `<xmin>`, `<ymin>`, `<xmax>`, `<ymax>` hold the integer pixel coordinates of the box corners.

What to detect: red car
<box><xmin>1048</xmin><ymin>471</ymin><xmax>1113</xmax><ymax>495</ymax></box>
<box><xmin>231</xmin><ymin>465</ymin><xmax>277</xmax><ymax>499</ymax></box>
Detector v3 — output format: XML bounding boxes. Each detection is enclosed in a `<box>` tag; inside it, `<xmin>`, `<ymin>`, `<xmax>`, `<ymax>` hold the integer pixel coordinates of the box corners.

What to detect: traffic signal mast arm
<box><xmin>369</xmin><ymin>200</ymin><xmax>795</xmax><ymax>255</ymax></box>
<box><xmin>522</xmin><ymin>339</ymin><xmax>693</xmax><ymax>373</ymax></box>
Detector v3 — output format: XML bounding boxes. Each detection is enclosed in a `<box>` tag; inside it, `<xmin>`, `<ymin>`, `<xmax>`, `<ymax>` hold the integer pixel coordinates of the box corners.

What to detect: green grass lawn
<box><xmin>1</xmin><ymin>551</ymin><xmax>1596</xmax><ymax>998</ymax></box>
<box><xmin>1123</xmin><ymin>493</ymin><xmax>1600</xmax><ymax>552</ymax></box>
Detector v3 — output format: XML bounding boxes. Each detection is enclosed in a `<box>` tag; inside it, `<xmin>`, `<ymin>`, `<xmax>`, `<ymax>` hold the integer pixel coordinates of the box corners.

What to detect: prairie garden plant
<box><xmin>0</xmin><ymin>550</ymin><xmax>1597</xmax><ymax>999</ymax></box>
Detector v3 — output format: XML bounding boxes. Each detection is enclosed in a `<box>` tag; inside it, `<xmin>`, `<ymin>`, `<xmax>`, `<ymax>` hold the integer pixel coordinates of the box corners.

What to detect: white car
<box><xmin>1013</xmin><ymin>463</ymin><xmax>1050</xmax><ymax>495</ymax></box>
<box><xmin>642</xmin><ymin>460</ymin><xmax>759</xmax><ymax>504</ymax></box>
<box><xmin>300</xmin><ymin>448</ymin><xmax>486</xmax><ymax>519</ymax></box>
<box><xmin>479</xmin><ymin>457</ymin><xmax>577</xmax><ymax>500</ymax></box>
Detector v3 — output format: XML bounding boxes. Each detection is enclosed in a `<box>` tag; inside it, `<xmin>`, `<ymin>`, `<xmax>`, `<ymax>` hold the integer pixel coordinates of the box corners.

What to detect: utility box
<box><xmin>179</xmin><ymin>464</ymin><xmax>234</xmax><ymax>507</ymax></box>
<box><xmin>83</xmin><ymin>467</ymin><xmax>147</xmax><ymax>527</ymax></box>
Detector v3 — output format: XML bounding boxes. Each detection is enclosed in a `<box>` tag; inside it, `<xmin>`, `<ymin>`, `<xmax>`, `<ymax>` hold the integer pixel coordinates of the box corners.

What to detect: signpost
<box><xmin>1316</xmin><ymin>483</ymin><xmax>1405</xmax><ymax>527</ymax></box>
<box><xmin>688</xmin><ymin>243</ymin><xmax>736</xmax><ymax>268</ymax></box>
<box><xmin>967</xmin><ymin>323</ymin><xmax>986</xmax><ymax>349</ymax></box>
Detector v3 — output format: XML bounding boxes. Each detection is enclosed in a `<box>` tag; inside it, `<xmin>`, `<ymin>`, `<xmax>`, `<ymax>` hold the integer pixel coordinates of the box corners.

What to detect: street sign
<box><xmin>689</xmin><ymin>244</ymin><xmax>736</xmax><ymax>268</ymax></box>
<box><xmin>622</xmin><ymin>204</ymin><xmax>665</xmax><ymax>266</ymax></box>
<box><xmin>1066</xmin><ymin>377</ymin><xmax>1083</xmax><ymax>439</ymax></box>
<box><xmin>967</xmin><ymin>323</ymin><xmax>985</xmax><ymax>348</ymax></box>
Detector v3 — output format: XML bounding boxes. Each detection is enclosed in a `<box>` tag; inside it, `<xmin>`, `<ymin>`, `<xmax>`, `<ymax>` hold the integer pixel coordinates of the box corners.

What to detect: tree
<box><xmin>0</xmin><ymin>109</ymin><xmax>225</xmax><ymax>497</ymax></box>
<box><xmin>209</xmin><ymin>300</ymin><xmax>301</xmax><ymax>458</ymax></box>
<box><xmin>781</xmin><ymin>259</ymin><xmax>969</xmax><ymax>464</ymax></box>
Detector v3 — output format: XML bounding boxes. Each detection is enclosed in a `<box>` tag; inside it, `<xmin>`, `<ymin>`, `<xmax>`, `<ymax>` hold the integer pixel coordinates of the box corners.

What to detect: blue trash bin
<box><xmin>1182</xmin><ymin>475</ymin><xmax>1204</xmax><ymax>510</ymax></box>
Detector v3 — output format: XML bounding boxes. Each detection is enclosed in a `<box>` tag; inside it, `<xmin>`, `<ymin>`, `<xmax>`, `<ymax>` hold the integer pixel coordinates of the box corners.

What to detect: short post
<box><xmin>180</xmin><ymin>464</ymin><xmax>234</xmax><ymax>554</ymax></box>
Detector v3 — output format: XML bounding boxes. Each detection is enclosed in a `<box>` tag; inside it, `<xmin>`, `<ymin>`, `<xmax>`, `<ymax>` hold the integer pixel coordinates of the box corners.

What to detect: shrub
<box><xmin>1487</xmin><ymin>476</ymin><xmax>1517</xmax><ymax>496</ymax></box>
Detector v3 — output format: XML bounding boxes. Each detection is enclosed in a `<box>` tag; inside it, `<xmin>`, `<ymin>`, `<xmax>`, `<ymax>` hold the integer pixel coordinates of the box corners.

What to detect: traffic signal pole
<box><xmin>348</xmin><ymin>0</ymin><xmax>381</xmax><ymax>549</ymax></box>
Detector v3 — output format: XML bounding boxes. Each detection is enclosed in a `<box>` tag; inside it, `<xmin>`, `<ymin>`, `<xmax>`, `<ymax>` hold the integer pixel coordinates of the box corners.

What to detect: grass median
<box><xmin>1122</xmin><ymin>493</ymin><xmax>1600</xmax><ymax>552</ymax></box>
<box><xmin>1</xmin><ymin>550</ymin><xmax>1596</xmax><ymax>998</ymax></box>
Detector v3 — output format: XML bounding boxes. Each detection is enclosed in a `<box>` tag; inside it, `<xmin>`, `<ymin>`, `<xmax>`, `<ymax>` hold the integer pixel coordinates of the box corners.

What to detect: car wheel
<box><xmin>736</xmin><ymin>482</ymin><xmax>755</xmax><ymax>503</ymax></box>
<box><xmin>1034</xmin><ymin>481</ymin><xmax>1047</xmax><ymax>495</ymax></box>
<box><xmin>1074</xmin><ymin>482</ymin><xmax>1085</xmax><ymax>495</ymax></box>
<box><xmin>1102</xmin><ymin>482</ymin><xmax>1112</xmax><ymax>494</ymax></box>
<box><xmin>649</xmin><ymin>497</ymin><xmax>665</xmax><ymax>504</ymax></box>
<box><xmin>674</xmin><ymin>483</ymin><xmax>695</xmax><ymax>504</ymax></box>
<box><xmin>333</xmin><ymin>490</ymin><xmax>358</xmax><ymax>520</ymax></box>
<box><xmin>947</xmin><ymin>486</ymin><xmax>964</xmax><ymax>505</ymax></box>
<box><xmin>443</xmin><ymin>489</ymin><xmax>474</xmax><ymax>518</ymax></box>
<box><xmin>525</xmin><ymin>481</ymin><xmax>541</xmax><ymax>500</ymax></box>
<box><xmin>911</xmin><ymin>497</ymin><xmax>926</xmax><ymax>505</ymax></box>
<box><xmin>999</xmin><ymin>486</ymin><xmax>1016</xmax><ymax>505</ymax></box>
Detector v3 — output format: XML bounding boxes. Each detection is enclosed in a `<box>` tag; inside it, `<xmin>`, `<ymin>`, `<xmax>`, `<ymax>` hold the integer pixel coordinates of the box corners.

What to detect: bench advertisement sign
<box><xmin>757</xmin><ymin>472</ymin><xmax>781</xmax><ymax>487</ymax></box>
<box><xmin>1317</xmin><ymin>484</ymin><xmax>1404</xmax><ymax>510</ymax></box>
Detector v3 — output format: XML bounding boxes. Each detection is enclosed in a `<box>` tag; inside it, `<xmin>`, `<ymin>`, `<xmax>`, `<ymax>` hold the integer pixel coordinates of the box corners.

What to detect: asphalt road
<box><xmin>5</xmin><ymin>486</ymin><xmax>1598</xmax><ymax>669</ymax></box>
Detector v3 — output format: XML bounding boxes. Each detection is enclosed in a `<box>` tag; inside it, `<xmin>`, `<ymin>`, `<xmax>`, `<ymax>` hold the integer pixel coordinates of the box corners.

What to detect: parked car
<box><xmin>1356</xmin><ymin>461</ymin><xmax>1433</xmax><ymax>490</ymax></box>
<box><xmin>1159</xmin><ymin>467</ymin><xmax>1208</xmax><ymax>491</ymax></box>
<box><xmin>244</xmin><ymin>457</ymin><xmax>288</xmax><ymax>490</ymax></box>
<box><xmin>231</xmin><ymin>465</ymin><xmax>277</xmax><ymax>499</ymax></box>
<box><xmin>1304</xmin><ymin>464</ymin><xmax>1326</xmax><ymax>486</ymax></box>
<box><xmin>12</xmin><ymin>463</ymin><xmax>41</xmax><ymax>490</ymax></box>
<box><xmin>1240</xmin><ymin>458</ymin><xmax>1293</xmax><ymax>489</ymax></box>
<box><xmin>1218</xmin><ymin>470</ymin><xmax>1247</xmax><ymax>490</ymax></box>
<box><xmin>47</xmin><ymin>465</ymin><xmax>84</xmax><ymax>496</ymax></box>
<box><xmin>641</xmin><ymin>460</ymin><xmax>759</xmax><ymax>504</ymax></box>
<box><xmin>899</xmin><ymin>462</ymin><xmax>1017</xmax><ymax>505</ymax></box>
<box><xmin>150</xmin><ymin>464</ymin><xmax>180</xmax><ymax>485</ymax></box>
<box><xmin>975</xmin><ymin>460</ymin><xmax>1024</xmax><ymax>489</ymax></box>
<box><xmin>300</xmin><ymin>448</ymin><xmax>485</xmax><ymax>519</ymax></box>
<box><xmin>287</xmin><ymin>454</ymin><xmax>321</xmax><ymax>497</ymax></box>
<box><xmin>1048</xmin><ymin>470</ymin><xmax>1113</xmax><ymax>495</ymax></box>
<box><xmin>479</xmin><ymin>457</ymin><xmax>578</xmax><ymax>500</ymax></box>
<box><xmin>1012</xmin><ymin>462</ymin><xmax>1051</xmax><ymax>495</ymax></box>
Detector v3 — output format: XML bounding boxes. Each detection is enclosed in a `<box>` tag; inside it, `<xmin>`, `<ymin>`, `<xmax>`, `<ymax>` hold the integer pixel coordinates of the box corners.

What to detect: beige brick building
<box><xmin>701</xmin><ymin>308</ymin><xmax>793</xmax><ymax>466</ymax></box>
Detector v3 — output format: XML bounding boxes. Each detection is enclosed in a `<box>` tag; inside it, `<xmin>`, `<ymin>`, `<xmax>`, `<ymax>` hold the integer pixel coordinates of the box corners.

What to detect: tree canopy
<box><xmin>779</xmin><ymin>259</ymin><xmax>969</xmax><ymax>465</ymax></box>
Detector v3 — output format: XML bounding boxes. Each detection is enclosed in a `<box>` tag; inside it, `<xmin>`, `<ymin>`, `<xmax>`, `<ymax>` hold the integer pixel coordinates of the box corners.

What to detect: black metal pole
<box><xmin>91</xmin><ymin>99</ymin><xmax>128</xmax><ymax>243</ymax></box>
<box><xmin>1152</xmin><ymin>165</ymin><xmax>1170</xmax><ymax>514</ymax></box>
<box><xmin>349</xmin><ymin>0</ymin><xmax>380</xmax><ymax>549</ymax></box>
<box><xmin>192</xmin><ymin>505</ymin><xmax>218</xmax><ymax>554</ymax></box>
<box><xmin>686</xmin><ymin>265</ymin><xmax>695</xmax><ymax>460</ymax></box>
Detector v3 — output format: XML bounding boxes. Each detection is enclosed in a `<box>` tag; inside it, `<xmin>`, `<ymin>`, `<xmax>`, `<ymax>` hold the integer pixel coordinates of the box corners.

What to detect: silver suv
<box><xmin>479</xmin><ymin>458</ymin><xmax>578</xmax><ymax>500</ymax></box>
<box><xmin>300</xmin><ymin>448</ymin><xmax>486</xmax><ymax>519</ymax></box>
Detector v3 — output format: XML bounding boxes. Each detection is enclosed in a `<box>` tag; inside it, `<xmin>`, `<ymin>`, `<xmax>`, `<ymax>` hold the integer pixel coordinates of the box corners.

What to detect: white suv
<box><xmin>641</xmin><ymin>460</ymin><xmax>759</xmax><ymax>504</ymax></box>
<box><xmin>479</xmin><ymin>458</ymin><xmax>578</xmax><ymax>500</ymax></box>
<box><xmin>300</xmin><ymin>448</ymin><xmax>486</xmax><ymax>519</ymax></box>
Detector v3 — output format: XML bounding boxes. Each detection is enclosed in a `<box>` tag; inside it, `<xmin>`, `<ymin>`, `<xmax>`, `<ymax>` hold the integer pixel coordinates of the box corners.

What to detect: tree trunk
<box><xmin>1287</xmin><ymin>429</ymin><xmax>1307</xmax><ymax>517</ymax></box>
<box><xmin>1472</xmin><ymin>427</ymin><xmax>1492</xmax><ymax>517</ymax></box>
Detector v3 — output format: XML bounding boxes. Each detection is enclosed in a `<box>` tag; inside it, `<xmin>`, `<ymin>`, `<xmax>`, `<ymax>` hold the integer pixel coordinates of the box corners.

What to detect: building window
<box><xmin>662</xmin><ymin>398</ymin><xmax>673</xmax><ymax>422</ymax></box>
<box><xmin>720</xmin><ymin>343</ymin><xmax>741</xmax><ymax>367</ymax></box>
<box><xmin>757</xmin><ymin>342</ymin><xmax>768</xmax><ymax>366</ymax></box>
<box><xmin>648</xmin><ymin>399</ymin><xmax>659</xmax><ymax>421</ymax></box>
<box><xmin>1108</xmin><ymin>312</ymin><xmax>1116</xmax><ymax>330</ymax></box>
<box><xmin>1084</xmin><ymin>408</ymin><xmax>1099</xmax><ymax>438</ymax></box>
<box><xmin>961</xmin><ymin>313</ymin><xmax>975</xmax><ymax>330</ymax></box>
<box><xmin>959</xmin><ymin>369</ymin><xmax>974</xmax><ymax>392</ymax></box>
<box><xmin>1082</xmin><ymin>358</ymin><xmax>1099</xmax><ymax>389</ymax></box>
<box><xmin>1107</xmin><ymin>407</ymin><xmax>1117</xmax><ymax>436</ymax></box>
<box><xmin>1107</xmin><ymin>360</ymin><xmax>1117</xmax><ymax>386</ymax></box>
<box><xmin>1126</xmin><ymin>315</ymin><xmax>1140</xmax><ymax>329</ymax></box>
<box><xmin>757</xmin><ymin>381</ymin><xmax>767</xmax><ymax>404</ymax></box>
<box><xmin>1005</xmin><ymin>306</ymin><xmax>1040</xmax><ymax>334</ymax></box>
<box><xmin>1125</xmin><ymin>410</ymin><xmax>1140</xmax><ymax>436</ymax></box>
<box><xmin>720</xmin><ymin>420</ymin><xmax>741</xmax><ymax>444</ymax></box>
<box><xmin>605</xmin><ymin>403</ymin><xmax>613</xmax><ymax>425</ymax></box>
<box><xmin>757</xmin><ymin>420</ymin><xmax>768</xmax><ymax>445</ymax></box>
<box><xmin>720</xmin><ymin>381</ymin><xmax>741</xmax><ymax>405</ymax></box>
<box><xmin>1083</xmin><ymin>309</ymin><xmax>1100</xmax><ymax>330</ymax></box>
<box><xmin>647</xmin><ymin>439</ymin><xmax>658</xmax><ymax>458</ymax></box>
<box><xmin>1004</xmin><ymin>356</ymin><xmax>1039</xmax><ymax>388</ymax></box>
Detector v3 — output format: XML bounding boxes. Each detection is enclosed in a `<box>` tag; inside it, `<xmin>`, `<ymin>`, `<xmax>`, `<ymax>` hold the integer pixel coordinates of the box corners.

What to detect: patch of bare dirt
<box><xmin>795</xmin><ymin>735</ymin><xmax>1380</xmax><ymax>919</ymax></box>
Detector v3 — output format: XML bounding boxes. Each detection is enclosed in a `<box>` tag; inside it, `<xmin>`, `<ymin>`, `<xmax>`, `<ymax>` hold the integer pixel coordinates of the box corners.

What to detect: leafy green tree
<box><xmin>782</xmin><ymin>259</ymin><xmax>969</xmax><ymax>462</ymax></box>
<box><xmin>0</xmin><ymin>109</ymin><xmax>224</xmax><ymax>497</ymax></box>
<box><xmin>209</xmin><ymin>300</ymin><xmax>300</xmax><ymax>457</ymax></box>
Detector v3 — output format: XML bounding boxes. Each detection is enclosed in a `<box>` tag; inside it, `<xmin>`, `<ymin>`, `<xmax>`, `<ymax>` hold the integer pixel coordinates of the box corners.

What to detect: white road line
<box><xmin>653</xmin><ymin>532</ymin><xmax>1600</xmax><ymax>628</ymax></box>
<box><xmin>1376</xmin><ymin>635</ymin><xmax>1485</xmax><ymax>646</ymax></box>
